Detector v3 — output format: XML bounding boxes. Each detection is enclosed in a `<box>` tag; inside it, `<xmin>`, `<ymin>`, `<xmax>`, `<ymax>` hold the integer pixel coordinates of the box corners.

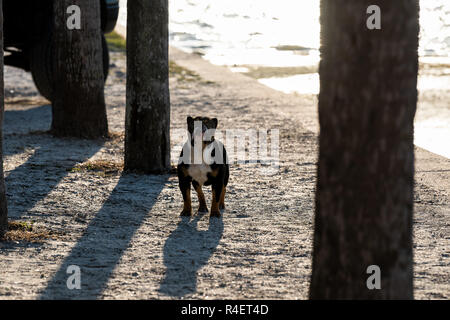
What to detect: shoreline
<box><xmin>115</xmin><ymin>22</ymin><xmax>450</xmax><ymax>159</ymax></box>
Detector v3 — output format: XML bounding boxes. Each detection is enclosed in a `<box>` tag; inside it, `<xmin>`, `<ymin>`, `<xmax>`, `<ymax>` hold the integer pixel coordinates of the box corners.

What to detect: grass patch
<box><xmin>105</xmin><ymin>31</ymin><xmax>126</xmax><ymax>51</ymax></box>
<box><xmin>71</xmin><ymin>159</ymin><xmax>124</xmax><ymax>176</ymax></box>
<box><xmin>169</xmin><ymin>61</ymin><xmax>216</xmax><ymax>85</ymax></box>
<box><xmin>105</xmin><ymin>32</ymin><xmax>214</xmax><ymax>84</ymax></box>
<box><xmin>242</xmin><ymin>65</ymin><xmax>318</xmax><ymax>79</ymax></box>
<box><xmin>107</xmin><ymin>131</ymin><xmax>125</xmax><ymax>143</ymax></box>
<box><xmin>418</xmin><ymin>62</ymin><xmax>450</xmax><ymax>76</ymax></box>
<box><xmin>5</xmin><ymin>97</ymin><xmax>50</xmax><ymax>106</ymax></box>
<box><xmin>1</xmin><ymin>221</ymin><xmax>56</xmax><ymax>243</ymax></box>
<box><xmin>419</xmin><ymin>62</ymin><xmax>450</xmax><ymax>69</ymax></box>
<box><xmin>169</xmin><ymin>60</ymin><xmax>201</xmax><ymax>82</ymax></box>
<box><xmin>273</xmin><ymin>45</ymin><xmax>311</xmax><ymax>51</ymax></box>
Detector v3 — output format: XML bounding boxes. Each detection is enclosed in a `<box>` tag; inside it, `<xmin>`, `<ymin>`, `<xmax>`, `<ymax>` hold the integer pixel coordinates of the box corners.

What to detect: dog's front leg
<box><xmin>219</xmin><ymin>186</ymin><xmax>226</xmax><ymax>210</ymax></box>
<box><xmin>193</xmin><ymin>181</ymin><xmax>208</xmax><ymax>213</ymax></box>
<box><xmin>210</xmin><ymin>183</ymin><xmax>223</xmax><ymax>218</ymax></box>
<box><xmin>179</xmin><ymin>178</ymin><xmax>192</xmax><ymax>216</ymax></box>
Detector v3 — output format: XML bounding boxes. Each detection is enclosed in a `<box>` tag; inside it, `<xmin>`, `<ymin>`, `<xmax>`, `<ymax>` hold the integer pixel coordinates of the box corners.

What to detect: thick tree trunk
<box><xmin>51</xmin><ymin>0</ymin><xmax>108</xmax><ymax>138</ymax></box>
<box><xmin>0</xmin><ymin>0</ymin><xmax>8</xmax><ymax>235</ymax></box>
<box><xmin>125</xmin><ymin>0</ymin><xmax>171</xmax><ymax>173</ymax></box>
<box><xmin>310</xmin><ymin>0</ymin><xmax>419</xmax><ymax>299</ymax></box>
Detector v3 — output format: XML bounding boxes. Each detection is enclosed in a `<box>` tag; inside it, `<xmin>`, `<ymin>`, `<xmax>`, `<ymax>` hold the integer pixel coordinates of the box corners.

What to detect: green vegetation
<box><xmin>273</xmin><ymin>45</ymin><xmax>310</xmax><ymax>51</ymax></box>
<box><xmin>169</xmin><ymin>60</ymin><xmax>202</xmax><ymax>82</ymax></box>
<box><xmin>0</xmin><ymin>221</ymin><xmax>55</xmax><ymax>242</ymax></box>
<box><xmin>242</xmin><ymin>65</ymin><xmax>318</xmax><ymax>79</ymax></box>
<box><xmin>105</xmin><ymin>31</ymin><xmax>126</xmax><ymax>51</ymax></box>
<box><xmin>9</xmin><ymin>221</ymin><xmax>34</xmax><ymax>232</ymax></box>
<box><xmin>70</xmin><ymin>160</ymin><xmax>124</xmax><ymax>177</ymax></box>
<box><xmin>169</xmin><ymin>61</ymin><xmax>215</xmax><ymax>85</ymax></box>
<box><xmin>105</xmin><ymin>32</ymin><xmax>214</xmax><ymax>84</ymax></box>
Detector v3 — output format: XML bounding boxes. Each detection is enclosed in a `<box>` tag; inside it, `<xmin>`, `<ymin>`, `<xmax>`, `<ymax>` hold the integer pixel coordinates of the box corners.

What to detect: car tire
<box><xmin>30</xmin><ymin>33</ymin><xmax>110</xmax><ymax>102</ymax></box>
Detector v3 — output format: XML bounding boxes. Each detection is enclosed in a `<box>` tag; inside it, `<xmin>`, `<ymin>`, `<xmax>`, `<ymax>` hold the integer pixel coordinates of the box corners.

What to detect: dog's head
<box><xmin>187</xmin><ymin>116</ymin><xmax>218</xmax><ymax>144</ymax></box>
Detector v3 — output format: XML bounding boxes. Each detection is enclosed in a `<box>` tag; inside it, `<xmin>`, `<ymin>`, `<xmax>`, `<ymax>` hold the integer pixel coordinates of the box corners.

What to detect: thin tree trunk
<box><xmin>0</xmin><ymin>0</ymin><xmax>8</xmax><ymax>235</ymax></box>
<box><xmin>310</xmin><ymin>0</ymin><xmax>419</xmax><ymax>299</ymax></box>
<box><xmin>125</xmin><ymin>0</ymin><xmax>170</xmax><ymax>173</ymax></box>
<box><xmin>52</xmin><ymin>0</ymin><xmax>108</xmax><ymax>138</ymax></box>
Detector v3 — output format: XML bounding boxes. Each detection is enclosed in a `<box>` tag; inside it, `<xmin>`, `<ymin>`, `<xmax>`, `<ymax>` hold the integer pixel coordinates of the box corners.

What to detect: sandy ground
<box><xmin>0</xmin><ymin>47</ymin><xmax>448</xmax><ymax>299</ymax></box>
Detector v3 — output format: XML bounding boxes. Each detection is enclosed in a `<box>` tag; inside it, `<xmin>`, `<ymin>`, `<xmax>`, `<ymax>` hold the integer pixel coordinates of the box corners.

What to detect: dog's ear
<box><xmin>187</xmin><ymin>116</ymin><xmax>194</xmax><ymax>133</ymax></box>
<box><xmin>210</xmin><ymin>118</ymin><xmax>218</xmax><ymax>128</ymax></box>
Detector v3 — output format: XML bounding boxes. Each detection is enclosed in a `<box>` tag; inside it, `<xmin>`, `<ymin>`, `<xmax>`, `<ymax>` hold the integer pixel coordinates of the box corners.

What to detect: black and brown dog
<box><xmin>177</xmin><ymin>116</ymin><xmax>229</xmax><ymax>218</ymax></box>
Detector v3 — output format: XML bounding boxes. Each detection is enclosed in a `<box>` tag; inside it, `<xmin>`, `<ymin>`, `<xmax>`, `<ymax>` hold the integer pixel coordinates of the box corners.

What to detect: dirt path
<box><xmin>0</xmin><ymin>48</ymin><xmax>448</xmax><ymax>299</ymax></box>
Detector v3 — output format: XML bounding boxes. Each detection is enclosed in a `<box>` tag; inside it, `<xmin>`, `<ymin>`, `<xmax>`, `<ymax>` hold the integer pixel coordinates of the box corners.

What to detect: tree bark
<box><xmin>125</xmin><ymin>0</ymin><xmax>171</xmax><ymax>173</ymax></box>
<box><xmin>51</xmin><ymin>0</ymin><xmax>108</xmax><ymax>138</ymax></box>
<box><xmin>310</xmin><ymin>0</ymin><xmax>419</xmax><ymax>299</ymax></box>
<box><xmin>0</xmin><ymin>0</ymin><xmax>8</xmax><ymax>235</ymax></box>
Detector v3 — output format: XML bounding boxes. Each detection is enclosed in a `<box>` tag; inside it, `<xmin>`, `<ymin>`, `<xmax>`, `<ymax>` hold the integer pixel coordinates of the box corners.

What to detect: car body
<box><xmin>3</xmin><ymin>0</ymin><xmax>119</xmax><ymax>100</ymax></box>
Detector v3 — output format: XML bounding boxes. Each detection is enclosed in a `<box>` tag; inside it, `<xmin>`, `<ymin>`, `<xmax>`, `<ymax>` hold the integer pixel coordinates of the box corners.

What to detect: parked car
<box><xmin>3</xmin><ymin>0</ymin><xmax>119</xmax><ymax>101</ymax></box>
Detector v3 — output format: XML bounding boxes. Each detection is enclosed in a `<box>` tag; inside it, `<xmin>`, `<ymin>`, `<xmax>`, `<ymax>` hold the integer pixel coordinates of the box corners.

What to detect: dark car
<box><xmin>3</xmin><ymin>0</ymin><xmax>119</xmax><ymax>101</ymax></box>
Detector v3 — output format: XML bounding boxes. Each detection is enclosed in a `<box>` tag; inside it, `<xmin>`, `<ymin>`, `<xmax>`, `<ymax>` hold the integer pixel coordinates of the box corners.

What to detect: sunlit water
<box><xmin>117</xmin><ymin>0</ymin><xmax>450</xmax><ymax>158</ymax></box>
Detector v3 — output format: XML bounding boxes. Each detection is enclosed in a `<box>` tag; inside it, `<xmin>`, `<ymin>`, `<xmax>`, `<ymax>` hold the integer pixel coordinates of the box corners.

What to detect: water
<box><xmin>169</xmin><ymin>0</ymin><xmax>321</xmax><ymax>66</ymax></box>
<box><xmin>119</xmin><ymin>0</ymin><xmax>450</xmax><ymax>66</ymax></box>
<box><xmin>117</xmin><ymin>0</ymin><xmax>450</xmax><ymax>158</ymax></box>
<box><xmin>167</xmin><ymin>0</ymin><xmax>449</xmax><ymax>64</ymax></box>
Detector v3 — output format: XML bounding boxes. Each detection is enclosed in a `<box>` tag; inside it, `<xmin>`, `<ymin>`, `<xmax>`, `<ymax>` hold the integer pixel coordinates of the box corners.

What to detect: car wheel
<box><xmin>30</xmin><ymin>33</ymin><xmax>110</xmax><ymax>102</ymax></box>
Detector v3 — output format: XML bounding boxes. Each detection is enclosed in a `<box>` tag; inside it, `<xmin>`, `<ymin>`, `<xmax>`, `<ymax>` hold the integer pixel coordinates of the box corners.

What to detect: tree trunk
<box><xmin>0</xmin><ymin>0</ymin><xmax>8</xmax><ymax>235</ymax></box>
<box><xmin>310</xmin><ymin>0</ymin><xmax>419</xmax><ymax>299</ymax></box>
<box><xmin>51</xmin><ymin>0</ymin><xmax>108</xmax><ymax>138</ymax></box>
<box><xmin>125</xmin><ymin>0</ymin><xmax>171</xmax><ymax>173</ymax></box>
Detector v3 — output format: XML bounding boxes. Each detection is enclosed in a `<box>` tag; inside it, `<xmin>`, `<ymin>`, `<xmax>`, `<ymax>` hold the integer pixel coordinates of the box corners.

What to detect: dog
<box><xmin>177</xmin><ymin>116</ymin><xmax>229</xmax><ymax>218</ymax></box>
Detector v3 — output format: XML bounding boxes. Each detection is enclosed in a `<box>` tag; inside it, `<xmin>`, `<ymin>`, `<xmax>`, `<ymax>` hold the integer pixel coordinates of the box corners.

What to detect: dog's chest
<box><xmin>187</xmin><ymin>164</ymin><xmax>211</xmax><ymax>185</ymax></box>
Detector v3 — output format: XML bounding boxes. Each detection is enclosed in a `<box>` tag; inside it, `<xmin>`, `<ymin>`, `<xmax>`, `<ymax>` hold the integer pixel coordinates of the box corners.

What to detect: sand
<box><xmin>0</xmin><ymin>47</ymin><xmax>448</xmax><ymax>299</ymax></box>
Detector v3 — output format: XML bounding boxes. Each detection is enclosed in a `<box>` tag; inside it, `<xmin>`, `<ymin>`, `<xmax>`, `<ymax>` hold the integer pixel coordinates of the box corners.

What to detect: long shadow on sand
<box><xmin>4</xmin><ymin>105</ymin><xmax>104</xmax><ymax>219</ymax></box>
<box><xmin>159</xmin><ymin>213</ymin><xmax>224</xmax><ymax>297</ymax></box>
<box><xmin>39</xmin><ymin>173</ymin><xmax>168</xmax><ymax>299</ymax></box>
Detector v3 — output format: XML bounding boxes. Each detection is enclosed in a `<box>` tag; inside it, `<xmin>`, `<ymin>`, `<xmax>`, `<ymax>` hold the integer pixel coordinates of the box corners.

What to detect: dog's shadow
<box><xmin>159</xmin><ymin>213</ymin><xmax>224</xmax><ymax>297</ymax></box>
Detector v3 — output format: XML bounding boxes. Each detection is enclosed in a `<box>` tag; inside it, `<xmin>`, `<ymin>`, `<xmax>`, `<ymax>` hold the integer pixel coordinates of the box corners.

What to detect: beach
<box><xmin>0</xmin><ymin>42</ymin><xmax>448</xmax><ymax>299</ymax></box>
